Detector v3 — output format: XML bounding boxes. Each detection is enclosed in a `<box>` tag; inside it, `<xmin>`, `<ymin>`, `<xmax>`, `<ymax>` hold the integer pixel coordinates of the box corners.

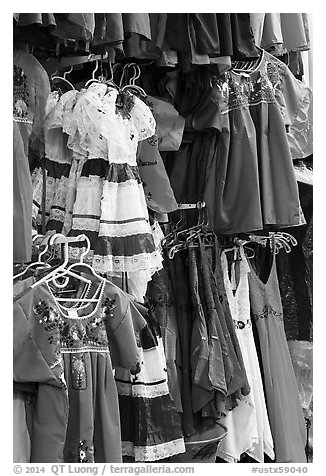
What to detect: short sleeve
<box><xmin>104</xmin><ymin>288</ymin><xmax>145</xmax><ymax>371</ymax></box>
<box><xmin>129</xmin><ymin>95</ymin><xmax>156</xmax><ymax>141</ymax></box>
<box><xmin>273</xmin><ymin>59</ymin><xmax>313</xmax><ymax>159</ymax></box>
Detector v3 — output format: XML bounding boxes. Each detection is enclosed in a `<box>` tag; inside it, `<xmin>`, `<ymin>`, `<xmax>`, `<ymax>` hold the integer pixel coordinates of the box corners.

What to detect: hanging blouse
<box><xmin>192</xmin><ymin>49</ymin><xmax>312</xmax><ymax>234</ymax></box>
<box><xmin>14</xmin><ymin>274</ymin><xmax>146</xmax><ymax>463</ymax></box>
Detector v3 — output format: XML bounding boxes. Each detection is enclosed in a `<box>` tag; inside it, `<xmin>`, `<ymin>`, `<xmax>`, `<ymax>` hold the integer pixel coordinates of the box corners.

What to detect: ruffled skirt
<box><xmin>67</xmin><ymin>159</ymin><xmax>163</xmax><ymax>276</ymax></box>
<box><xmin>115</xmin><ymin>306</ymin><xmax>185</xmax><ymax>462</ymax></box>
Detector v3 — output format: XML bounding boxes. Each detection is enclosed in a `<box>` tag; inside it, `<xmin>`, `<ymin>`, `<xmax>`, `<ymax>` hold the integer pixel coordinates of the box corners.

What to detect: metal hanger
<box><xmin>85</xmin><ymin>60</ymin><xmax>101</xmax><ymax>88</ymax></box>
<box><xmin>121</xmin><ymin>64</ymin><xmax>147</xmax><ymax>97</ymax></box>
<box><xmin>51</xmin><ymin>65</ymin><xmax>75</xmax><ymax>90</ymax></box>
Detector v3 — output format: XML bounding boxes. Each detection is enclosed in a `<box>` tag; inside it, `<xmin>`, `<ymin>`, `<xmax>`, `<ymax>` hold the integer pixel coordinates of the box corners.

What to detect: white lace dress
<box><xmin>33</xmin><ymin>84</ymin><xmax>163</xmax><ymax>301</ymax></box>
<box><xmin>216</xmin><ymin>247</ymin><xmax>275</xmax><ymax>463</ymax></box>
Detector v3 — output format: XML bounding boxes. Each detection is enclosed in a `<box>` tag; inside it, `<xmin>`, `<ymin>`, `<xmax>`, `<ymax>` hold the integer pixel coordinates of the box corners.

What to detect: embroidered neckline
<box><xmin>231</xmin><ymin>49</ymin><xmax>265</xmax><ymax>77</ymax></box>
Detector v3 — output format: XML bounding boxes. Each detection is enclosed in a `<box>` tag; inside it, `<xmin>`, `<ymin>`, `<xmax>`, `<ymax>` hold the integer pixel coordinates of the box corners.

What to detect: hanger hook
<box><xmin>63</xmin><ymin>65</ymin><xmax>73</xmax><ymax>79</ymax></box>
<box><xmin>78</xmin><ymin>235</ymin><xmax>91</xmax><ymax>262</ymax></box>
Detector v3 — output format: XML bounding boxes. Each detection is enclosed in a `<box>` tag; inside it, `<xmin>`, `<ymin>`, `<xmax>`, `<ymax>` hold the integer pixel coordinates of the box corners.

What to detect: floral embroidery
<box><xmin>71</xmin><ymin>353</ymin><xmax>87</xmax><ymax>390</ymax></box>
<box><xmin>33</xmin><ymin>299</ymin><xmax>111</xmax><ymax>353</ymax></box>
<box><xmin>252</xmin><ymin>304</ymin><xmax>283</xmax><ymax>322</ymax></box>
<box><xmin>102</xmin><ymin>297</ymin><xmax>117</xmax><ymax>319</ymax></box>
<box><xmin>78</xmin><ymin>440</ymin><xmax>94</xmax><ymax>463</ymax></box>
<box><xmin>147</xmin><ymin>134</ymin><xmax>159</xmax><ymax>147</ymax></box>
<box><xmin>33</xmin><ymin>301</ymin><xmax>63</xmax><ymax>359</ymax></box>
<box><xmin>13</xmin><ymin>65</ymin><xmax>30</xmax><ymax>121</ymax></box>
<box><xmin>233</xmin><ymin>319</ymin><xmax>252</xmax><ymax>330</ymax></box>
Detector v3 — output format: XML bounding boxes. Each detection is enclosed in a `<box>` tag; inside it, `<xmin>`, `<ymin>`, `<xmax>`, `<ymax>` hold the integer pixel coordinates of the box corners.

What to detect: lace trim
<box><xmin>122</xmin><ymin>438</ymin><xmax>186</xmax><ymax>462</ymax></box>
<box><xmin>99</xmin><ymin>221</ymin><xmax>151</xmax><ymax>238</ymax></box>
<box><xmin>61</xmin><ymin>348</ymin><xmax>111</xmax><ymax>354</ymax></box>
<box><xmin>102</xmin><ymin>179</ymin><xmax>143</xmax><ymax>189</ymax></box>
<box><xmin>68</xmin><ymin>248</ymin><xmax>163</xmax><ymax>274</ymax></box>
<box><xmin>72</xmin><ymin>217</ymin><xmax>100</xmax><ymax>232</ymax></box>
<box><xmin>115</xmin><ymin>379</ymin><xmax>169</xmax><ymax>398</ymax></box>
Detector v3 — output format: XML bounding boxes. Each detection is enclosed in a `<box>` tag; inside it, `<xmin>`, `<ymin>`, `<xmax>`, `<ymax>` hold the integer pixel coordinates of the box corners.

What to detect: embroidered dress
<box><xmin>248</xmin><ymin>247</ymin><xmax>307</xmax><ymax>463</ymax></box>
<box><xmin>192</xmin><ymin>49</ymin><xmax>312</xmax><ymax>234</ymax></box>
<box><xmin>115</xmin><ymin>303</ymin><xmax>185</xmax><ymax>462</ymax></box>
<box><xmin>14</xmin><ymin>273</ymin><xmax>146</xmax><ymax>463</ymax></box>
<box><xmin>216</xmin><ymin>248</ymin><xmax>274</xmax><ymax>463</ymax></box>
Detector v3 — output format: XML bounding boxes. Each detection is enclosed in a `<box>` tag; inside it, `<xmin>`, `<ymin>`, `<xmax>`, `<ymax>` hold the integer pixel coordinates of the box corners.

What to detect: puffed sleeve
<box><xmin>130</xmin><ymin>94</ymin><xmax>156</xmax><ymax>141</ymax></box>
<box><xmin>273</xmin><ymin>58</ymin><xmax>313</xmax><ymax>159</ymax></box>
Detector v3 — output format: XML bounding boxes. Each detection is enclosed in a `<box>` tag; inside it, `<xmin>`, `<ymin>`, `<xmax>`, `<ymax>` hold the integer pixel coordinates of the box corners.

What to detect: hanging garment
<box><xmin>260</xmin><ymin>13</ymin><xmax>285</xmax><ymax>53</ymax></box>
<box><xmin>167</xmin><ymin>251</ymin><xmax>197</xmax><ymax>437</ymax></box>
<box><xmin>14</xmin><ymin>13</ymin><xmax>57</xmax><ymax>28</ymax></box>
<box><xmin>193</xmin><ymin>49</ymin><xmax>312</xmax><ymax>234</ymax></box>
<box><xmin>216</xmin><ymin>248</ymin><xmax>274</xmax><ymax>463</ymax></box>
<box><xmin>208</xmin><ymin>240</ymin><xmax>251</xmax><ymax>403</ymax></box>
<box><xmin>146</xmin><ymin>263</ymin><xmax>183</xmax><ymax>412</ymax></box>
<box><xmin>249</xmin><ymin>13</ymin><xmax>266</xmax><ymax>47</ymax></box>
<box><xmin>114</xmin><ymin>302</ymin><xmax>185</xmax><ymax>462</ymax></box>
<box><xmin>52</xmin><ymin>13</ymin><xmax>95</xmax><ymax>43</ymax></box>
<box><xmin>13</xmin><ymin>49</ymin><xmax>50</xmax><ymax>262</ymax></box>
<box><xmin>13</xmin><ymin>388</ymin><xmax>32</xmax><ymax>463</ymax></box>
<box><xmin>188</xmin><ymin>246</ymin><xmax>227</xmax><ymax>417</ymax></box>
<box><xmin>229</xmin><ymin>13</ymin><xmax>259</xmax><ymax>60</ymax></box>
<box><xmin>14</xmin><ymin>274</ymin><xmax>146</xmax><ymax>463</ymax></box>
<box><xmin>147</xmin><ymin>95</ymin><xmax>185</xmax><ymax>152</ymax></box>
<box><xmin>39</xmin><ymin>84</ymin><xmax>163</xmax><ymax>300</ymax></box>
<box><xmin>248</xmin><ymin>247</ymin><xmax>307</xmax><ymax>463</ymax></box>
<box><xmin>137</xmin><ymin>136</ymin><xmax>179</xmax><ymax>214</ymax></box>
<box><xmin>276</xmin><ymin>181</ymin><xmax>313</xmax><ymax>341</ymax></box>
<box><xmin>280</xmin><ymin>13</ymin><xmax>310</xmax><ymax>53</ymax></box>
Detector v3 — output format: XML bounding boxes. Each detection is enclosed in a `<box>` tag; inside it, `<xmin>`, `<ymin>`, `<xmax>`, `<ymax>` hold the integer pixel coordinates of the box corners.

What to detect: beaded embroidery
<box><xmin>33</xmin><ymin>298</ymin><xmax>113</xmax><ymax>353</ymax></box>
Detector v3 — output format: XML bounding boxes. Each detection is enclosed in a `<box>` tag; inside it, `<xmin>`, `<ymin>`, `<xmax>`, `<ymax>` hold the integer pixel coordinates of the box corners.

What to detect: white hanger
<box><xmin>44</xmin><ymin>235</ymin><xmax>106</xmax><ymax>303</ymax></box>
<box><xmin>31</xmin><ymin>234</ymin><xmax>92</xmax><ymax>289</ymax></box>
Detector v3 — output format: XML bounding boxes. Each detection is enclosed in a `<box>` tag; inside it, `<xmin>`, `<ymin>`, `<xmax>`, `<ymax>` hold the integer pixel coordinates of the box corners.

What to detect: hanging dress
<box><xmin>114</xmin><ymin>301</ymin><xmax>186</xmax><ymax>462</ymax></box>
<box><xmin>248</xmin><ymin>245</ymin><xmax>307</xmax><ymax>463</ymax></box>
<box><xmin>192</xmin><ymin>49</ymin><xmax>312</xmax><ymax>234</ymax></box>
<box><xmin>14</xmin><ymin>272</ymin><xmax>146</xmax><ymax>463</ymax></box>
<box><xmin>216</xmin><ymin>247</ymin><xmax>274</xmax><ymax>463</ymax></box>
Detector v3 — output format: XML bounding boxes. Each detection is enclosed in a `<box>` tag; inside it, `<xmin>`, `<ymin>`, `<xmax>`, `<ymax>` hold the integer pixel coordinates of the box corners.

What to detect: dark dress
<box><xmin>192</xmin><ymin>50</ymin><xmax>312</xmax><ymax>234</ymax></box>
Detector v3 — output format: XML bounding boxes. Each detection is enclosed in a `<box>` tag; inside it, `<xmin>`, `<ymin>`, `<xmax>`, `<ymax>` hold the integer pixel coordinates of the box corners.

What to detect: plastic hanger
<box><xmin>47</xmin><ymin>235</ymin><xmax>106</xmax><ymax>302</ymax></box>
<box><xmin>31</xmin><ymin>234</ymin><xmax>91</xmax><ymax>289</ymax></box>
